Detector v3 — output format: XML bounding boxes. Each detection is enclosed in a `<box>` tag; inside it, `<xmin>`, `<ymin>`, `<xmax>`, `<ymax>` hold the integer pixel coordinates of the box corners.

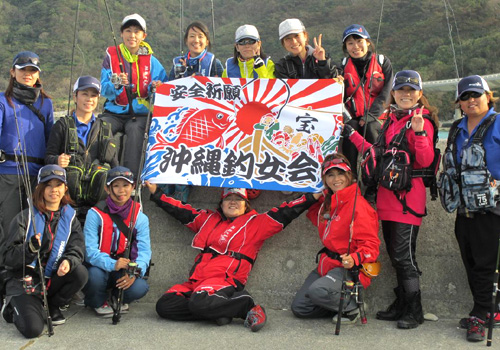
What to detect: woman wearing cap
<box><xmin>274</xmin><ymin>18</ymin><xmax>339</xmax><ymax>79</ymax></box>
<box><xmin>340</xmin><ymin>24</ymin><xmax>393</xmax><ymax>195</ymax></box>
<box><xmin>442</xmin><ymin>75</ymin><xmax>500</xmax><ymax>342</ymax></box>
<box><xmin>344</xmin><ymin>70</ymin><xmax>438</xmax><ymax>329</ymax></box>
<box><xmin>222</xmin><ymin>24</ymin><xmax>275</xmax><ymax>79</ymax></box>
<box><xmin>291</xmin><ymin>153</ymin><xmax>379</xmax><ymax>323</ymax></box>
<box><xmin>145</xmin><ymin>182</ymin><xmax>317</xmax><ymax>332</ymax></box>
<box><xmin>100</xmin><ymin>13</ymin><xmax>167</xmax><ymax>178</ymax></box>
<box><xmin>83</xmin><ymin>166</ymin><xmax>151</xmax><ymax>317</ymax></box>
<box><xmin>45</xmin><ymin>76</ymin><xmax>118</xmax><ymax>226</ymax></box>
<box><xmin>0</xmin><ymin>165</ymin><xmax>87</xmax><ymax>338</ymax></box>
<box><xmin>0</xmin><ymin>51</ymin><xmax>54</xmax><ymax>246</ymax></box>
<box><xmin>169</xmin><ymin>21</ymin><xmax>224</xmax><ymax>80</ymax></box>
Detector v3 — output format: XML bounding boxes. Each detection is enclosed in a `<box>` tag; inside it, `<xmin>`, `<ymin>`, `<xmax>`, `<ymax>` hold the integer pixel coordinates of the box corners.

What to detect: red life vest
<box><xmin>94</xmin><ymin>201</ymin><xmax>142</xmax><ymax>258</ymax></box>
<box><xmin>106</xmin><ymin>46</ymin><xmax>152</xmax><ymax>106</ymax></box>
<box><xmin>343</xmin><ymin>54</ymin><xmax>385</xmax><ymax>118</ymax></box>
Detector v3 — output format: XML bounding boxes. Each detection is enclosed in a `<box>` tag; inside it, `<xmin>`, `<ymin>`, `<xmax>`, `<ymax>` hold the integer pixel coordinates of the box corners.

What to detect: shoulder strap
<box><xmin>377</xmin><ymin>54</ymin><xmax>385</xmax><ymax>65</ymax></box>
<box><xmin>63</xmin><ymin>116</ymin><xmax>79</xmax><ymax>154</ymax></box>
<box><xmin>26</xmin><ymin>104</ymin><xmax>45</xmax><ymax>124</ymax></box>
<box><xmin>471</xmin><ymin>113</ymin><xmax>498</xmax><ymax>144</ymax></box>
<box><xmin>285</xmin><ymin>59</ymin><xmax>297</xmax><ymax>79</ymax></box>
<box><xmin>96</xmin><ymin>201</ymin><xmax>132</xmax><ymax>238</ymax></box>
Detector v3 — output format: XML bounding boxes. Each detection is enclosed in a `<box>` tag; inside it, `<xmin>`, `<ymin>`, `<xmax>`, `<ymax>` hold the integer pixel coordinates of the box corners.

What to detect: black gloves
<box><xmin>253</xmin><ymin>56</ymin><xmax>264</xmax><ymax>69</ymax></box>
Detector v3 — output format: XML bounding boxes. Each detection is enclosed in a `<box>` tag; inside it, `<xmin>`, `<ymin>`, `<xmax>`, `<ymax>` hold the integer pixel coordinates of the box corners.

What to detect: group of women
<box><xmin>0</xmin><ymin>13</ymin><xmax>498</xmax><ymax>344</ymax></box>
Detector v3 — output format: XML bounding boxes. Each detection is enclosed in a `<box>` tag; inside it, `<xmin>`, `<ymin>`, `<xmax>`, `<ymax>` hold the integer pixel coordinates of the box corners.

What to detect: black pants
<box><xmin>9</xmin><ymin>264</ymin><xmax>88</xmax><ymax>338</ymax></box>
<box><xmin>455</xmin><ymin>212</ymin><xmax>500</xmax><ymax>320</ymax></box>
<box><xmin>382</xmin><ymin>221</ymin><xmax>421</xmax><ymax>283</ymax></box>
<box><xmin>341</xmin><ymin>117</ymin><xmax>381</xmax><ymax>177</ymax></box>
<box><xmin>156</xmin><ymin>286</ymin><xmax>255</xmax><ymax>321</ymax></box>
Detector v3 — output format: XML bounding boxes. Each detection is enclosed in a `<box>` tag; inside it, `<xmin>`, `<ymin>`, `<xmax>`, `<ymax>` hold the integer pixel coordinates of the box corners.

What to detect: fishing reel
<box><xmin>111</xmin><ymin>73</ymin><xmax>123</xmax><ymax>89</ymax></box>
<box><xmin>23</xmin><ymin>275</ymin><xmax>36</xmax><ymax>294</ymax></box>
<box><xmin>174</xmin><ymin>63</ymin><xmax>187</xmax><ymax>79</ymax></box>
<box><xmin>126</xmin><ymin>262</ymin><xmax>142</xmax><ymax>279</ymax></box>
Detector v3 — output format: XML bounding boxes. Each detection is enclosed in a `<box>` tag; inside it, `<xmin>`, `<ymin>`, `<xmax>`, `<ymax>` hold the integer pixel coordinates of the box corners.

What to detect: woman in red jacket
<box><xmin>291</xmin><ymin>154</ymin><xmax>380</xmax><ymax>323</ymax></box>
<box><xmin>344</xmin><ymin>70</ymin><xmax>438</xmax><ymax>329</ymax></box>
<box><xmin>145</xmin><ymin>183</ymin><xmax>317</xmax><ymax>332</ymax></box>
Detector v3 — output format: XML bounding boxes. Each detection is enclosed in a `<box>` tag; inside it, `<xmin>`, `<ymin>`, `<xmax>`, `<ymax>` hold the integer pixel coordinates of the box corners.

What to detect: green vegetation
<box><xmin>1</xmin><ymin>0</ymin><xmax>499</xmax><ymax>119</ymax></box>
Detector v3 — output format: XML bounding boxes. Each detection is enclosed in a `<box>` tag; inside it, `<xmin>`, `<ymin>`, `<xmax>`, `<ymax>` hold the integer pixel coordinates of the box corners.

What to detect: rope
<box><xmin>443</xmin><ymin>0</ymin><xmax>460</xmax><ymax>79</ymax></box>
<box><xmin>375</xmin><ymin>0</ymin><xmax>385</xmax><ymax>48</ymax></box>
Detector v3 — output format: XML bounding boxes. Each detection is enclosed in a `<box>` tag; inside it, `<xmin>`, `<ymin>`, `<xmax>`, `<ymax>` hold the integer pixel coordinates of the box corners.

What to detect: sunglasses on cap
<box><xmin>14</xmin><ymin>56</ymin><xmax>40</xmax><ymax>67</ymax></box>
<box><xmin>459</xmin><ymin>91</ymin><xmax>483</xmax><ymax>101</ymax></box>
<box><xmin>38</xmin><ymin>169</ymin><xmax>65</xmax><ymax>182</ymax></box>
<box><xmin>108</xmin><ymin>170</ymin><xmax>134</xmax><ymax>180</ymax></box>
<box><xmin>394</xmin><ymin>76</ymin><xmax>420</xmax><ymax>87</ymax></box>
<box><xmin>322</xmin><ymin>158</ymin><xmax>351</xmax><ymax>175</ymax></box>
<box><xmin>237</xmin><ymin>39</ymin><xmax>258</xmax><ymax>46</ymax></box>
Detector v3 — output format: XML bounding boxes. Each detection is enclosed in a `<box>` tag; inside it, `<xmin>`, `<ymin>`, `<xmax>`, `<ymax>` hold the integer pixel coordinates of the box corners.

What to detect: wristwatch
<box><xmin>415</xmin><ymin>130</ymin><xmax>427</xmax><ymax>136</ymax></box>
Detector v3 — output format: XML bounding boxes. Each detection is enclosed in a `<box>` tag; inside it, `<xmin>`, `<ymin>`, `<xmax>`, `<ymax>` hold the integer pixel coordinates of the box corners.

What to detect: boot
<box><xmin>376</xmin><ymin>286</ymin><xmax>405</xmax><ymax>321</ymax></box>
<box><xmin>397</xmin><ymin>291</ymin><xmax>424</xmax><ymax>329</ymax></box>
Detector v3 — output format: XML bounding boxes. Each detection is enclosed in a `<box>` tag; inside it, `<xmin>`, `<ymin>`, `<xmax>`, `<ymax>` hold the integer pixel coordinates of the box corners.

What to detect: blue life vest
<box><xmin>225</xmin><ymin>57</ymin><xmax>269</xmax><ymax>78</ymax></box>
<box><xmin>27</xmin><ymin>205</ymin><xmax>75</xmax><ymax>278</ymax></box>
<box><xmin>172</xmin><ymin>50</ymin><xmax>215</xmax><ymax>78</ymax></box>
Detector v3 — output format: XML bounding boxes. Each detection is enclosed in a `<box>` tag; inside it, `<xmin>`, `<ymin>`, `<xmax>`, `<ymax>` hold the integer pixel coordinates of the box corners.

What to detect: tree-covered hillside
<box><xmin>1</xmin><ymin>0</ymin><xmax>499</xmax><ymax>118</ymax></box>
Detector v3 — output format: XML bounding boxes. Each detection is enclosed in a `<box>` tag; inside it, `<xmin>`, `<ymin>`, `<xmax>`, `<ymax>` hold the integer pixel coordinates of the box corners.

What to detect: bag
<box><xmin>98</xmin><ymin>137</ymin><xmax>117</xmax><ymax>165</ymax></box>
<box><xmin>65</xmin><ymin>165</ymin><xmax>84</xmax><ymax>204</ymax></box>
<box><xmin>85</xmin><ymin>162</ymin><xmax>110</xmax><ymax>205</ymax></box>
<box><xmin>360</xmin><ymin>146</ymin><xmax>383</xmax><ymax>187</ymax></box>
<box><xmin>379</xmin><ymin>148</ymin><xmax>413</xmax><ymax>192</ymax></box>
<box><xmin>437</xmin><ymin>163</ymin><xmax>460</xmax><ymax>213</ymax></box>
<box><xmin>361</xmin><ymin>261</ymin><xmax>381</xmax><ymax>279</ymax></box>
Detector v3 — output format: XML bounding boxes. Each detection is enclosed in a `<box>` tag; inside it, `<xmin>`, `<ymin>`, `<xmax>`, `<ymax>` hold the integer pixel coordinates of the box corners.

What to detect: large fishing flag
<box><xmin>143</xmin><ymin>76</ymin><xmax>343</xmax><ymax>192</ymax></box>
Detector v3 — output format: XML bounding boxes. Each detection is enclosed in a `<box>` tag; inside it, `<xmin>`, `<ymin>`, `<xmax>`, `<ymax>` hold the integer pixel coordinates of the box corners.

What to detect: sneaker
<box><xmin>215</xmin><ymin>316</ymin><xmax>233</xmax><ymax>326</ymax></box>
<box><xmin>466</xmin><ymin>316</ymin><xmax>485</xmax><ymax>342</ymax></box>
<box><xmin>95</xmin><ymin>302</ymin><xmax>114</xmax><ymax>317</ymax></box>
<box><xmin>244</xmin><ymin>305</ymin><xmax>267</xmax><ymax>332</ymax></box>
<box><xmin>59</xmin><ymin>304</ymin><xmax>70</xmax><ymax>312</ymax></box>
<box><xmin>332</xmin><ymin>308</ymin><xmax>360</xmax><ymax>325</ymax></box>
<box><xmin>49</xmin><ymin>306</ymin><xmax>66</xmax><ymax>326</ymax></box>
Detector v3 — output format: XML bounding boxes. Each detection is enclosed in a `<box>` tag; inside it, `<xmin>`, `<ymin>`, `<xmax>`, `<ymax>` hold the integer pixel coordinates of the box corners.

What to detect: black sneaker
<box><xmin>466</xmin><ymin>317</ymin><xmax>485</xmax><ymax>342</ymax></box>
<box><xmin>49</xmin><ymin>305</ymin><xmax>66</xmax><ymax>326</ymax></box>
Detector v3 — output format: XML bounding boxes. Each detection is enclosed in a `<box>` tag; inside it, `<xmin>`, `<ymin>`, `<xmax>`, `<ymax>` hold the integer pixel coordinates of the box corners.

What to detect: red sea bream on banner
<box><xmin>143</xmin><ymin>76</ymin><xmax>343</xmax><ymax>192</ymax></box>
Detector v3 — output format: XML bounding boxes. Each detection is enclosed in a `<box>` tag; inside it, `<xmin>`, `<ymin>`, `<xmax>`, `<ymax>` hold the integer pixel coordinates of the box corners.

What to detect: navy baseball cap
<box><xmin>106</xmin><ymin>166</ymin><xmax>134</xmax><ymax>186</ymax></box>
<box><xmin>456</xmin><ymin>75</ymin><xmax>490</xmax><ymax>101</ymax></box>
<box><xmin>392</xmin><ymin>70</ymin><xmax>423</xmax><ymax>91</ymax></box>
<box><xmin>342</xmin><ymin>24</ymin><xmax>370</xmax><ymax>42</ymax></box>
<box><xmin>73</xmin><ymin>75</ymin><xmax>101</xmax><ymax>93</ymax></box>
<box><xmin>38</xmin><ymin>165</ymin><xmax>67</xmax><ymax>184</ymax></box>
<box><xmin>12</xmin><ymin>51</ymin><xmax>41</xmax><ymax>71</ymax></box>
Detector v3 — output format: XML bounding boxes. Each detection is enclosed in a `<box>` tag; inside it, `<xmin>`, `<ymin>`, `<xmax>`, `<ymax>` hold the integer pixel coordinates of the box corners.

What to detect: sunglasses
<box><xmin>14</xmin><ymin>56</ymin><xmax>40</xmax><ymax>67</ymax></box>
<box><xmin>39</xmin><ymin>169</ymin><xmax>66</xmax><ymax>182</ymax></box>
<box><xmin>237</xmin><ymin>39</ymin><xmax>258</xmax><ymax>46</ymax></box>
<box><xmin>108</xmin><ymin>171</ymin><xmax>134</xmax><ymax>180</ymax></box>
<box><xmin>459</xmin><ymin>91</ymin><xmax>483</xmax><ymax>101</ymax></box>
<box><xmin>394</xmin><ymin>76</ymin><xmax>420</xmax><ymax>87</ymax></box>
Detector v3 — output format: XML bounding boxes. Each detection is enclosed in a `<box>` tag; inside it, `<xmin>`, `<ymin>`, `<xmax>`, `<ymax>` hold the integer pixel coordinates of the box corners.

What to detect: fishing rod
<box><xmin>66</xmin><ymin>0</ymin><xmax>81</xmax><ymax>117</ymax></box>
<box><xmin>210</xmin><ymin>0</ymin><xmax>216</xmax><ymax>52</ymax></box>
<box><xmin>102</xmin><ymin>0</ymin><xmax>136</xmax><ymax>117</ymax></box>
<box><xmin>335</xmin><ymin>72</ymin><xmax>372</xmax><ymax>335</ymax></box>
<box><xmin>111</xmin><ymin>86</ymin><xmax>157</xmax><ymax>324</ymax></box>
<box><xmin>486</xmin><ymin>233</ymin><xmax>500</xmax><ymax>347</ymax></box>
<box><xmin>12</xmin><ymin>106</ymin><xmax>54</xmax><ymax>336</ymax></box>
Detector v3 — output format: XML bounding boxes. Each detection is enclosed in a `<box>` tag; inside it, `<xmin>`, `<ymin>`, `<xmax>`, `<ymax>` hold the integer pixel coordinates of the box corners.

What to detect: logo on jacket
<box><xmin>218</xmin><ymin>225</ymin><xmax>235</xmax><ymax>245</ymax></box>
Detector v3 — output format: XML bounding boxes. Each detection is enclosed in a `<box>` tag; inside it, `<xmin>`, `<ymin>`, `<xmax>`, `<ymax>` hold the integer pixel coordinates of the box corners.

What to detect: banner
<box><xmin>143</xmin><ymin>76</ymin><xmax>343</xmax><ymax>192</ymax></box>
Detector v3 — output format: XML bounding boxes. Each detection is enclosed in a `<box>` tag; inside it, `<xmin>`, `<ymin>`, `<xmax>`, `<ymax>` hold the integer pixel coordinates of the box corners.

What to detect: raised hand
<box><xmin>312</xmin><ymin>34</ymin><xmax>326</xmax><ymax>61</ymax></box>
<box><xmin>412</xmin><ymin>107</ymin><xmax>425</xmax><ymax>133</ymax></box>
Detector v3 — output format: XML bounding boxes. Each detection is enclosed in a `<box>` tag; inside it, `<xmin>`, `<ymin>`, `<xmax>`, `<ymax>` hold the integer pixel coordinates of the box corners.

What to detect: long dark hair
<box><xmin>320</xmin><ymin>153</ymin><xmax>354</xmax><ymax>218</ymax></box>
<box><xmin>184</xmin><ymin>21</ymin><xmax>212</xmax><ymax>52</ymax></box>
<box><xmin>33</xmin><ymin>182</ymin><xmax>73</xmax><ymax>213</ymax></box>
<box><xmin>5</xmin><ymin>71</ymin><xmax>51</xmax><ymax>108</ymax></box>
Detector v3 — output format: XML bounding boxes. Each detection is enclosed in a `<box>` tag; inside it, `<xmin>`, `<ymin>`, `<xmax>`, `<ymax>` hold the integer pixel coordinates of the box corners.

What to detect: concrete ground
<box><xmin>1</xmin><ymin>302</ymin><xmax>499</xmax><ymax>350</ymax></box>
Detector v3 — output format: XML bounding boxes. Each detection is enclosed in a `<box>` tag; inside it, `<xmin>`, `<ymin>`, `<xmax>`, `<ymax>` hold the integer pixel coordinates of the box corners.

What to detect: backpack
<box><xmin>62</xmin><ymin>116</ymin><xmax>116</xmax><ymax>206</ymax></box>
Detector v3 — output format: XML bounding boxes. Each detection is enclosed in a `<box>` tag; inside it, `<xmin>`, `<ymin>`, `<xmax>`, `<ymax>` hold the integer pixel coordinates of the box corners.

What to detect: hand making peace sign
<box><xmin>312</xmin><ymin>34</ymin><xmax>326</xmax><ymax>61</ymax></box>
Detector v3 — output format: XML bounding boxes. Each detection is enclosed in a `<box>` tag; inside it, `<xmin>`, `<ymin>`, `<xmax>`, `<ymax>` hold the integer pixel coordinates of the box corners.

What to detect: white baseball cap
<box><xmin>235</xmin><ymin>25</ymin><xmax>260</xmax><ymax>42</ymax></box>
<box><xmin>279</xmin><ymin>18</ymin><xmax>305</xmax><ymax>40</ymax></box>
<box><xmin>121</xmin><ymin>13</ymin><xmax>147</xmax><ymax>32</ymax></box>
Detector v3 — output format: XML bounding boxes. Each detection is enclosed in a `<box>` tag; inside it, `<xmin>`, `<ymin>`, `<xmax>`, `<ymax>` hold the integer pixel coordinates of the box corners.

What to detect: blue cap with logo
<box><xmin>12</xmin><ymin>51</ymin><xmax>41</xmax><ymax>71</ymax></box>
<box><xmin>342</xmin><ymin>24</ymin><xmax>370</xmax><ymax>42</ymax></box>
<box><xmin>38</xmin><ymin>165</ymin><xmax>67</xmax><ymax>184</ymax></box>
<box><xmin>73</xmin><ymin>75</ymin><xmax>101</xmax><ymax>93</ymax></box>
<box><xmin>392</xmin><ymin>70</ymin><xmax>423</xmax><ymax>91</ymax></box>
<box><xmin>106</xmin><ymin>166</ymin><xmax>134</xmax><ymax>186</ymax></box>
<box><xmin>456</xmin><ymin>75</ymin><xmax>490</xmax><ymax>101</ymax></box>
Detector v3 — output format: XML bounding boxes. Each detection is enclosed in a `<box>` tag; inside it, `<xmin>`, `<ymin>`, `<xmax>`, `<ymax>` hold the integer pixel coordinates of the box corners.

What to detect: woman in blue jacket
<box><xmin>0</xmin><ymin>51</ymin><xmax>54</xmax><ymax>246</ymax></box>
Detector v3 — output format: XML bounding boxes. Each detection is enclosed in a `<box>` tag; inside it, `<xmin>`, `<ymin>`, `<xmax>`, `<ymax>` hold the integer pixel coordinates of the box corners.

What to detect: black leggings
<box><xmin>156</xmin><ymin>287</ymin><xmax>255</xmax><ymax>321</ymax></box>
<box><xmin>9</xmin><ymin>264</ymin><xmax>88</xmax><ymax>338</ymax></box>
